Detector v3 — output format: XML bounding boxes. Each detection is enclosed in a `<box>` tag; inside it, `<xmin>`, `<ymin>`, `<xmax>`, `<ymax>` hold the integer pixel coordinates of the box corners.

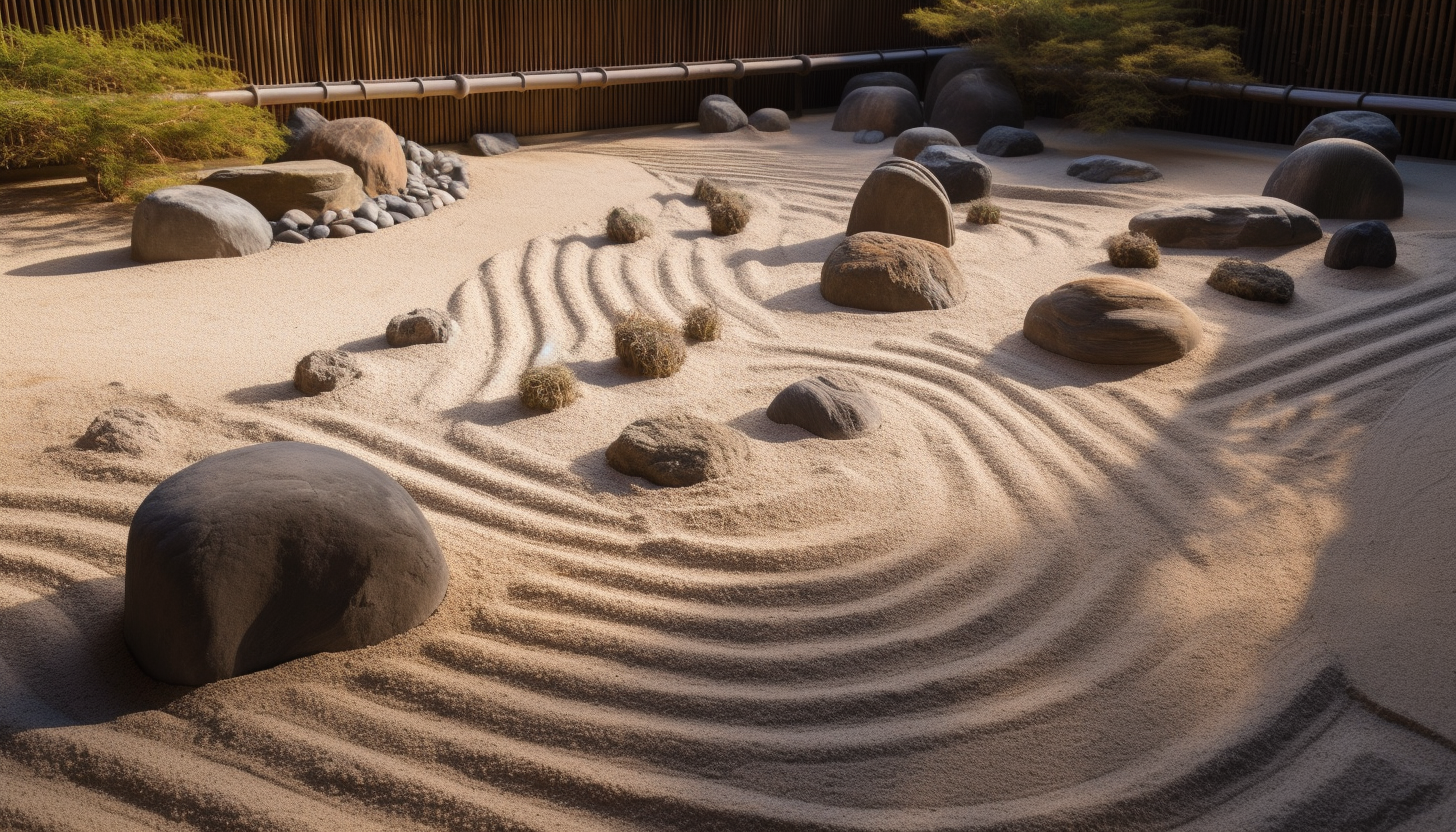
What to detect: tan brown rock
<box><xmin>288</xmin><ymin>117</ymin><xmax>407</xmax><ymax>197</ymax></box>
<box><xmin>821</xmin><ymin>232</ymin><xmax>964</xmax><ymax>312</ymax></box>
<box><xmin>1023</xmin><ymin>276</ymin><xmax>1202</xmax><ymax>365</ymax></box>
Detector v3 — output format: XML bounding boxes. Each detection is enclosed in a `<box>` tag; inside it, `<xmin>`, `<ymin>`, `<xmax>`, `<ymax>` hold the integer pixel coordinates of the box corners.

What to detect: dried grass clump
<box><xmin>965</xmin><ymin>199</ymin><xmax>1001</xmax><ymax>225</ymax></box>
<box><xmin>606</xmin><ymin>207</ymin><xmax>653</xmax><ymax>244</ymax></box>
<box><xmin>518</xmin><ymin>363</ymin><xmax>581</xmax><ymax>411</ymax></box>
<box><xmin>682</xmin><ymin>304</ymin><xmax>722</xmax><ymax>341</ymax></box>
<box><xmin>614</xmin><ymin>310</ymin><xmax>687</xmax><ymax>378</ymax></box>
<box><xmin>694</xmin><ymin>177</ymin><xmax>727</xmax><ymax>204</ymax></box>
<box><xmin>1107</xmin><ymin>231</ymin><xmax>1161</xmax><ymax>268</ymax></box>
<box><xmin>709</xmin><ymin>191</ymin><xmax>751</xmax><ymax>236</ymax></box>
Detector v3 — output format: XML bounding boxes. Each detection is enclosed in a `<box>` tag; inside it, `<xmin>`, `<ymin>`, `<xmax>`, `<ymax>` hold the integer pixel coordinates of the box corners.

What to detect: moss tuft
<box><xmin>1107</xmin><ymin>231</ymin><xmax>1161</xmax><ymax>268</ymax></box>
<box><xmin>518</xmin><ymin>363</ymin><xmax>581</xmax><ymax>411</ymax></box>
<box><xmin>606</xmin><ymin>207</ymin><xmax>653</xmax><ymax>244</ymax></box>
<box><xmin>682</xmin><ymin>305</ymin><xmax>722</xmax><ymax>341</ymax></box>
<box><xmin>965</xmin><ymin>199</ymin><xmax>1002</xmax><ymax>225</ymax></box>
<box><xmin>614</xmin><ymin>310</ymin><xmax>687</xmax><ymax>378</ymax></box>
<box><xmin>708</xmin><ymin>191</ymin><xmax>751</xmax><ymax>236</ymax></box>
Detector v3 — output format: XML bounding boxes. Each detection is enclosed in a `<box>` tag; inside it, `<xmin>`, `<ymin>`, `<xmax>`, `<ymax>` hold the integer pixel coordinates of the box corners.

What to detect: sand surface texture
<box><xmin>2</xmin><ymin>115</ymin><xmax>1455</xmax><ymax>830</ymax></box>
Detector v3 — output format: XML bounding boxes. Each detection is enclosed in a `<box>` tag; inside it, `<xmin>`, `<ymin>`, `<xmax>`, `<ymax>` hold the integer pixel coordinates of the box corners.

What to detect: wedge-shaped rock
<box><xmin>847</xmin><ymin>159</ymin><xmax>955</xmax><ymax>247</ymax></box>
<box><xmin>1263</xmin><ymin>138</ymin><xmax>1403</xmax><ymax>219</ymax></box>
<box><xmin>606</xmin><ymin>412</ymin><xmax>749</xmax><ymax>487</ymax></box>
<box><xmin>832</xmin><ymin>86</ymin><xmax>923</xmax><ymax>137</ymax></box>
<box><xmin>767</xmin><ymin>375</ymin><xmax>883</xmax><ymax>440</ymax></box>
<box><xmin>124</xmin><ymin>442</ymin><xmax>448</xmax><ymax>685</ymax></box>
<box><xmin>1023</xmin><ymin>276</ymin><xmax>1202</xmax><ymax>365</ymax></box>
<box><xmin>821</xmin><ymin>232</ymin><xmax>964</xmax><ymax>312</ymax></box>
<box><xmin>1129</xmin><ymin>196</ymin><xmax>1323</xmax><ymax>249</ymax></box>
<box><xmin>201</xmin><ymin>160</ymin><xmax>367</xmax><ymax>221</ymax></box>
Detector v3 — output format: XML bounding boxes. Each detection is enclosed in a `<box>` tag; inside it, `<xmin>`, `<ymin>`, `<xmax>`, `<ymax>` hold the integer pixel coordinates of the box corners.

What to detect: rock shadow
<box><xmin>727</xmin><ymin>234</ymin><xmax>841</xmax><ymax>269</ymax></box>
<box><xmin>981</xmin><ymin>331</ymin><xmax>1151</xmax><ymax>390</ymax></box>
<box><xmin>5</xmin><ymin>246</ymin><xmax>138</xmax><ymax>277</ymax></box>
<box><xmin>226</xmin><ymin>380</ymin><xmax>301</xmax><ymax>405</ymax></box>
<box><xmin>726</xmin><ymin>407</ymin><xmax>811</xmax><ymax>444</ymax></box>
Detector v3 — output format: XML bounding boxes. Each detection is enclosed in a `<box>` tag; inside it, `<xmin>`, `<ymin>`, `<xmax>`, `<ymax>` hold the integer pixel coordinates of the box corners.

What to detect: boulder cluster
<box><xmin>699</xmin><ymin>95</ymin><xmax>791</xmax><ymax>135</ymax></box>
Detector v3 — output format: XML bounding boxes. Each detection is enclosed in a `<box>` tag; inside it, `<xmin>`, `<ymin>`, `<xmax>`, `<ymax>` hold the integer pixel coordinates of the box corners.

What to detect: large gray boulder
<box><xmin>1296</xmin><ymin>110</ymin><xmax>1401</xmax><ymax>163</ymax></box>
<box><xmin>821</xmin><ymin>231</ymin><xmax>965</xmax><ymax>312</ymax></box>
<box><xmin>843</xmin><ymin>71</ymin><xmax>919</xmax><ymax>99</ymax></box>
<box><xmin>1128</xmin><ymin>196</ymin><xmax>1323</xmax><ymax>249</ymax></box>
<box><xmin>1067</xmin><ymin>155</ymin><xmax>1162</xmax><ymax>184</ymax></box>
<box><xmin>123</xmin><ymin>441</ymin><xmax>448</xmax><ymax>685</ymax></box>
<box><xmin>1262</xmin><ymin>138</ymin><xmax>1403</xmax><ymax>219</ymax></box>
<box><xmin>1023</xmin><ymin>276</ymin><xmax>1203</xmax><ymax>365</ymax></box>
<box><xmin>286</xmin><ymin>116</ymin><xmax>408</xmax><ymax>197</ymax></box>
<box><xmin>928</xmin><ymin>68</ymin><xmax>1023</xmax><ymax>145</ymax></box>
<box><xmin>468</xmin><ymin>132</ymin><xmax>520</xmax><ymax>156</ymax></box>
<box><xmin>699</xmin><ymin>94</ymin><xmax>748</xmax><ymax>133</ymax></box>
<box><xmin>606</xmin><ymin>412</ymin><xmax>749</xmax><ymax>487</ymax></box>
<box><xmin>846</xmin><ymin>159</ymin><xmax>956</xmax><ymax>247</ymax></box>
<box><xmin>976</xmin><ymin>126</ymin><xmax>1044</xmax><ymax>157</ymax></box>
<box><xmin>915</xmin><ymin>145</ymin><xmax>991</xmax><ymax>203</ymax></box>
<box><xmin>1325</xmin><ymin>220</ymin><xmax>1397</xmax><ymax>269</ymax></box>
<box><xmin>893</xmin><ymin>127</ymin><xmax>960</xmax><ymax>160</ymax></box>
<box><xmin>924</xmin><ymin>48</ymin><xmax>998</xmax><ymax>121</ymax></box>
<box><xmin>131</xmin><ymin>186</ymin><xmax>273</xmax><ymax>263</ymax></box>
<box><xmin>767</xmin><ymin>375</ymin><xmax>883</xmax><ymax>440</ymax></box>
<box><xmin>749</xmin><ymin>108</ymin><xmax>791</xmax><ymax>132</ymax></box>
<box><xmin>200</xmin><ymin>160</ymin><xmax>367</xmax><ymax>221</ymax></box>
<box><xmin>832</xmin><ymin>86</ymin><xmax>923</xmax><ymax>137</ymax></box>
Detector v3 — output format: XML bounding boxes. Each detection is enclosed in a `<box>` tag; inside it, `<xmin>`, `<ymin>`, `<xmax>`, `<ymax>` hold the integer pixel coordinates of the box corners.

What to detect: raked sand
<box><xmin>2</xmin><ymin>114</ymin><xmax>1456</xmax><ymax>829</ymax></box>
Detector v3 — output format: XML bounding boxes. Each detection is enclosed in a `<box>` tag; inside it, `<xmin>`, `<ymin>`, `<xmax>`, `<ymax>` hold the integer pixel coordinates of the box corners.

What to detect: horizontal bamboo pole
<box><xmin>1156</xmin><ymin>77</ymin><xmax>1456</xmax><ymax>119</ymax></box>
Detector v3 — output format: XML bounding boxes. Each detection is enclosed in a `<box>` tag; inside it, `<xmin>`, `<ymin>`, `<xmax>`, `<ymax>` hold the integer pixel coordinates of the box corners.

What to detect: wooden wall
<box><xmin>0</xmin><ymin>0</ymin><xmax>939</xmax><ymax>143</ymax></box>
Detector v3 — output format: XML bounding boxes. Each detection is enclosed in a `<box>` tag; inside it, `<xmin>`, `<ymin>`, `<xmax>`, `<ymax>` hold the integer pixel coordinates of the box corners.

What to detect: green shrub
<box><xmin>965</xmin><ymin>199</ymin><xmax>1001</xmax><ymax>225</ymax></box>
<box><xmin>0</xmin><ymin>23</ymin><xmax>287</xmax><ymax>200</ymax></box>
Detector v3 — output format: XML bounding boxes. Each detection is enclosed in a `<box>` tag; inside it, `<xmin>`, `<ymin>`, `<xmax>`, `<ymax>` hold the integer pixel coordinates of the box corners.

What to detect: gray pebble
<box><xmin>275</xmin><ymin>229</ymin><xmax>309</xmax><ymax>244</ymax></box>
<box><xmin>374</xmin><ymin>211</ymin><xmax>395</xmax><ymax>229</ymax></box>
<box><xmin>316</xmin><ymin>210</ymin><xmax>338</xmax><ymax>227</ymax></box>
<box><xmin>308</xmin><ymin>224</ymin><xmax>331</xmax><ymax>240</ymax></box>
<box><xmin>329</xmin><ymin>223</ymin><xmax>356</xmax><ymax>238</ymax></box>
<box><xmin>446</xmin><ymin>182</ymin><xmax>469</xmax><ymax>200</ymax></box>
<box><xmin>282</xmin><ymin>209</ymin><xmax>314</xmax><ymax>227</ymax></box>
<box><xmin>348</xmin><ymin>217</ymin><xmax>378</xmax><ymax>233</ymax></box>
<box><xmin>388</xmin><ymin>211</ymin><xmax>411</xmax><ymax>224</ymax></box>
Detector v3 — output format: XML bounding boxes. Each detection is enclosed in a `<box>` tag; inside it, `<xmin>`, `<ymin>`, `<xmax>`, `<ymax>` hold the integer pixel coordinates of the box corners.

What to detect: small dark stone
<box><xmin>294</xmin><ymin>349</ymin><xmax>361</xmax><ymax>396</ymax></box>
<box><xmin>75</xmin><ymin>408</ymin><xmax>163</xmax><ymax>456</ymax></box>
<box><xmin>1207</xmin><ymin>259</ymin><xmax>1295</xmax><ymax>303</ymax></box>
<box><xmin>976</xmin><ymin>126</ymin><xmax>1044</xmax><ymax>157</ymax></box>
<box><xmin>699</xmin><ymin>94</ymin><xmax>748</xmax><ymax>133</ymax></box>
<box><xmin>1325</xmin><ymin>221</ymin><xmax>1397</xmax><ymax>269</ymax></box>
<box><xmin>767</xmin><ymin>375</ymin><xmax>883</xmax><ymax>440</ymax></box>
<box><xmin>1067</xmin><ymin>155</ymin><xmax>1162</xmax><ymax>184</ymax></box>
<box><xmin>308</xmin><ymin>224</ymin><xmax>331</xmax><ymax>240</ymax></box>
<box><xmin>606</xmin><ymin>412</ymin><xmax>749</xmax><ymax>487</ymax></box>
<box><xmin>914</xmin><ymin>145</ymin><xmax>991</xmax><ymax>203</ymax></box>
<box><xmin>387</xmin><ymin>211</ymin><xmax>411</xmax><ymax>225</ymax></box>
<box><xmin>386</xmin><ymin>308</ymin><xmax>452</xmax><ymax>347</ymax></box>
<box><xmin>1129</xmin><ymin>196</ymin><xmax>1323</xmax><ymax>249</ymax></box>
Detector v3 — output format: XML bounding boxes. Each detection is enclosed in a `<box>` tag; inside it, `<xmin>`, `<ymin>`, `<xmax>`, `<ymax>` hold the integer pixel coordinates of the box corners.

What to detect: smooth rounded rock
<box><xmin>924</xmin><ymin>47</ymin><xmax>998</xmax><ymax>121</ymax></box>
<box><xmin>386</xmin><ymin>308</ymin><xmax>452</xmax><ymax>346</ymax></box>
<box><xmin>606</xmin><ymin>412</ymin><xmax>749</xmax><ymax>487</ymax></box>
<box><xmin>976</xmin><ymin>125</ymin><xmax>1044</xmax><ymax>157</ymax></box>
<box><xmin>282</xmin><ymin>208</ymin><xmax>314</xmax><ymax>227</ymax></box>
<box><xmin>131</xmin><ymin>186</ymin><xmax>273</xmax><ymax>264</ymax></box>
<box><xmin>1296</xmin><ymin>111</ymin><xmax>1401</xmax><ymax>163</ymax></box>
<box><xmin>847</xmin><ymin>159</ymin><xmax>955</xmax><ymax>247</ymax></box>
<box><xmin>914</xmin><ymin>145</ymin><xmax>991</xmax><ymax>203</ymax></box>
<box><xmin>294</xmin><ymin>349</ymin><xmax>360</xmax><ymax>395</ymax></box>
<box><xmin>893</xmin><ymin>127</ymin><xmax>960</xmax><ymax>160</ymax></box>
<box><xmin>832</xmin><ymin>86</ymin><xmax>923</xmax><ymax>137</ymax></box>
<box><xmin>821</xmin><ymin>231</ymin><xmax>964</xmax><ymax>312</ymax></box>
<box><xmin>1023</xmin><ymin>276</ymin><xmax>1203</xmax><ymax>365</ymax></box>
<box><xmin>1262</xmin><ymin>138</ymin><xmax>1403</xmax><ymax>219</ymax></box>
<box><xmin>285</xmin><ymin>107</ymin><xmax>329</xmax><ymax>150</ymax></box>
<box><xmin>699</xmin><ymin>94</ymin><xmax>748</xmax><ymax>133</ymax></box>
<box><xmin>308</xmin><ymin>224</ymin><xmax>331</xmax><ymax>240</ymax></box>
<box><xmin>75</xmin><ymin>408</ymin><xmax>163</xmax><ymax>456</ymax></box>
<box><xmin>468</xmin><ymin>132</ymin><xmax>520</xmax><ymax>156</ymax></box>
<box><xmin>1325</xmin><ymin>220</ymin><xmax>1397</xmax><ymax>269</ymax></box>
<box><xmin>286</xmin><ymin>116</ymin><xmax>408</xmax><ymax>197</ymax></box>
<box><xmin>1129</xmin><ymin>196</ymin><xmax>1323</xmax><ymax>249</ymax></box>
<box><xmin>843</xmin><ymin>71</ymin><xmax>918</xmax><ymax>99</ymax></box>
<box><xmin>1067</xmin><ymin>155</ymin><xmax>1162</xmax><ymax>184</ymax></box>
<box><xmin>275</xmin><ymin>229</ymin><xmax>309</xmax><ymax>244</ymax></box>
<box><xmin>928</xmin><ymin>68</ymin><xmax>1023</xmax><ymax>145</ymax></box>
<box><xmin>767</xmin><ymin>374</ymin><xmax>883</xmax><ymax>440</ymax></box>
<box><xmin>123</xmin><ymin>441</ymin><xmax>448</xmax><ymax>685</ymax></box>
<box><xmin>328</xmin><ymin>223</ymin><xmax>356</xmax><ymax>238</ymax></box>
<box><xmin>748</xmin><ymin>108</ymin><xmax>791</xmax><ymax>132</ymax></box>
<box><xmin>1207</xmin><ymin>259</ymin><xmax>1295</xmax><ymax>303</ymax></box>
<box><xmin>200</xmin><ymin>160</ymin><xmax>367</xmax><ymax>222</ymax></box>
<box><xmin>853</xmin><ymin>130</ymin><xmax>886</xmax><ymax>144</ymax></box>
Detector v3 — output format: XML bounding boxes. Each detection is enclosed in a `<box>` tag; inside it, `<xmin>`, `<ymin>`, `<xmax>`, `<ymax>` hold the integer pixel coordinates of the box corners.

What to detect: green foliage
<box><xmin>906</xmin><ymin>0</ymin><xmax>1253</xmax><ymax>131</ymax></box>
<box><xmin>965</xmin><ymin>198</ymin><xmax>1002</xmax><ymax>224</ymax></box>
<box><xmin>0</xmin><ymin>23</ymin><xmax>287</xmax><ymax>200</ymax></box>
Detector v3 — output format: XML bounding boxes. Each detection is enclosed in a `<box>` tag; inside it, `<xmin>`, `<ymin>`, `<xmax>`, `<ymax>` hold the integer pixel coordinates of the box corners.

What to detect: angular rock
<box><xmin>853</xmin><ymin>130</ymin><xmax>886</xmax><ymax>144</ymax></box>
<box><xmin>915</xmin><ymin>145</ymin><xmax>991</xmax><ymax>203</ymax></box>
<box><xmin>131</xmin><ymin>186</ymin><xmax>273</xmax><ymax>264</ymax></box>
<box><xmin>1023</xmin><ymin>276</ymin><xmax>1203</xmax><ymax>365</ymax></box>
<box><xmin>749</xmin><ymin>108</ymin><xmax>791</xmax><ymax>132</ymax></box>
<box><xmin>699</xmin><ymin>94</ymin><xmax>748</xmax><ymax>133</ymax></box>
<box><xmin>606</xmin><ymin>412</ymin><xmax>749</xmax><ymax>487</ymax></box>
<box><xmin>820</xmin><ymin>231</ymin><xmax>965</xmax><ymax>312</ymax></box>
<box><xmin>928</xmin><ymin>68</ymin><xmax>1023</xmax><ymax>145</ymax></box>
<box><xmin>976</xmin><ymin>125</ymin><xmax>1044</xmax><ymax>157</ymax></box>
<box><xmin>832</xmin><ymin>86</ymin><xmax>923</xmax><ymax>137</ymax></box>
<box><xmin>893</xmin><ymin>126</ymin><xmax>960</xmax><ymax>160</ymax></box>
<box><xmin>294</xmin><ymin>349</ymin><xmax>360</xmax><ymax>396</ymax></box>
<box><xmin>924</xmin><ymin>47</ymin><xmax>998</xmax><ymax>121</ymax></box>
<box><xmin>386</xmin><ymin>308</ymin><xmax>452</xmax><ymax>346</ymax></box>
<box><xmin>123</xmin><ymin>441</ymin><xmax>448</xmax><ymax>685</ymax></box>
<box><xmin>468</xmin><ymin>132</ymin><xmax>520</xmax><ymax>156</ymax></box>
<box><xmin>286</xmin><ymin>117</ymin><xmax>408</xmax><ymax>197</ymax></box>
<box><xmin>1207</xmin><ymin>258</ymin><xmax>1295</xmax><ymax>303</ymax></box>
<box><xmin>1325</xmin><ymin>220</ymin><xmax>1397</xmax><ymax>270</ymax></box>
<box><xmin>200</xmin><ymin>160</ymin><xmax>366</xmax><ymax>222</ymax></box>
<box><xmin>1129</xmin><ymin>196</ymin><xmax>1323</xmax><ymax>249</ymax></box>
<box><xmin>843</xmin><ymin>71</ymin><xmax>918</xmax><ymax>99</ymax></box>
<box><xmin>75</xmin><ymin>408</ymin><xmax>163</xmax><ymax>456</ymax></box>
<box><xmin>767</xmin><ymin>375</ymin><xmax>883</xmax><ymax>440</ymax></box>
<box><xmin>1067</xmin><ymin>155</ymin><xmax>1162</xmax><ymax>184</ymax></box>
<box><xmin>1296</xmin><ymin>110</ymin><xmax>1401</xmax><ymax>163</ymax></box>
<box><xmin>1262</xmin><ymin>138</ymin><xmax>1403</xmax><ymax>219</ymax></box>
<box><xmin>846</xmin><ymin>159</ymin><xmax>955</xmax><ymax>247</ymax></box>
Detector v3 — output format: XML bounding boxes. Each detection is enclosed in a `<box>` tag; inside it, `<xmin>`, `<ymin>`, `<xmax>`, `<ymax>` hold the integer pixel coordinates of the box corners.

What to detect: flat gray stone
<box><xmin>123</xmin><ymin>441</ymin><xmax>447</xmax><ymax>685</ymax></box>
<box><xmin>976</xmin><ymin>126</ymin><xmax>1044</xmax><ymax>157</ymax></box>
<box><xmin>1263</xmin><ymin>138</ymin><xmax>1403</xmax><ymax>219</ymax></box>
<box><xmin>201</xmin><ymin>160</ymin><xmax>366</xmax><ymax>222</ymax></box>
<box><xmin>1067</xmin><ymin>155</ymin><xmax>1162</xmax><ymax>184</ymax></box>
<box><xmin>131</xmin><ymin>186</ymin><xmax>273</xmax><ymax>263</ymax></box>
<box><xmin>275</xmin><ymin>229</ymin><xmax>309</xmax><ymax>244</ymax></box>
<box><xmin>468</xmin><ymin>132</ymin><xmax>520</xmax><ymax>156</ymax></box>
<box><xmin>1128</xmin><ymin>196</ymin><xmax>1324</xmax><ymax>249</ymax></box>
<box><xmin>846</xmin><ymin>159</ymin><xmax>955</xmax><ymax>247</ymax></box>
<box><xmin>767</xmin><ymin>374</ymin><xmax>883</xmax><ymax>440</ymax></box>
<box><xmin>915</xmin><ymin>145</ymin><xmax>991</xmax><ymax>203</ymax></box>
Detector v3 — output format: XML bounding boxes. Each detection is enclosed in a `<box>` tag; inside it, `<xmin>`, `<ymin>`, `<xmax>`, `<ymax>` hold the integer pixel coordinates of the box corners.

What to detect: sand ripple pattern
<box><xmin>4</xmin><ymin>136</ymin><xmax>1456</xmax><ymax>831</ymax></box>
